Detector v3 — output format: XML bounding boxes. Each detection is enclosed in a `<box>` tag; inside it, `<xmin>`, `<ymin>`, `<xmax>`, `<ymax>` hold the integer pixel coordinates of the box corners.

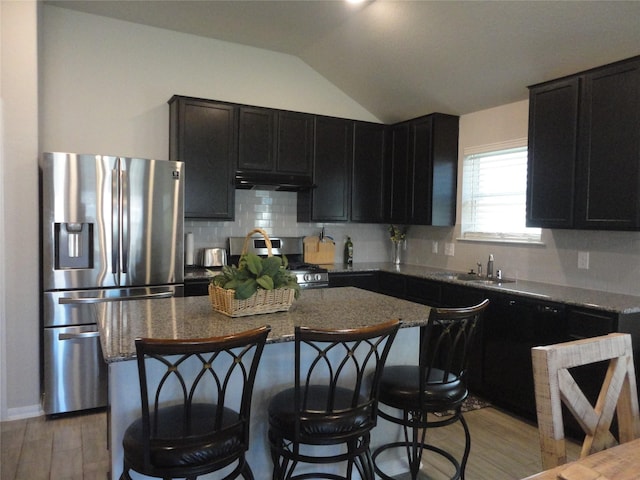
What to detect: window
<box><xmin>461</xmin><ymin>139</ymin><xmax>541</xmax><ymax>243</ymax></box>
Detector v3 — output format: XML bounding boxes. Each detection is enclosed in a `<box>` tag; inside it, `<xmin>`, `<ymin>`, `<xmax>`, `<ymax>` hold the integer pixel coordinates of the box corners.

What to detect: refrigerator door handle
<box><xmin>59</xmin><ymin>331</ymin><xmax>100</xmax><ymax>340</ymax></box>
<box><xmin>120</xmin><ymin>164</ymin><xmax>129</xmax><ymax>274</ymax></box>
<box><xmin>58</xmin><ymin>291</ymin><xmax>175</xmax><ymax>304</ymax></box>
<box><xmin>112</xmin><ymin>164</ymin><xmax>120</xmax><ymax>276</ymax></box>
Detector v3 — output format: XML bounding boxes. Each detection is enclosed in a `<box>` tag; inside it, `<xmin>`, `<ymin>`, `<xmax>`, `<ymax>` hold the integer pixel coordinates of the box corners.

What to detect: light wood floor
<box><xmin>0</xmin><ymin>406</ymin><xmax>579</xmax><ymax>480</ymax></box>
<box><xmin>0</xmin><ymin>409</ymin><xmax>109</xmax><ymax>480</ymax></box>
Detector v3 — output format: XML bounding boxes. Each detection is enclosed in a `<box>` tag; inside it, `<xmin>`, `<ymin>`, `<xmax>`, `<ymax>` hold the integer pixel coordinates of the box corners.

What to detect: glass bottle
<box><xmin>344</xmin><ymin>236</ymin><xmax>353</xmax><ymax>265</ymax></box>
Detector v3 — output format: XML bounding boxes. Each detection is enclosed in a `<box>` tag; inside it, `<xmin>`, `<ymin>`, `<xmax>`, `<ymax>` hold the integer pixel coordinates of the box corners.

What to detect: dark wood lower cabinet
<box><xmin>184</xmin><ymin>279</ymin><xmax>210</xmax><ymax>297</ymax></box>
<box><xmin>405</xmin><ymin>277</ymin><xmax>442</xmax><ymax>306</ymax></box>
<box><xmin>331</xmin><ymin>271</ymin><xmax>640</xmax><ymax>434</ymax></box>
<box><xmin>328</xmin><ymin>271</ymin><xmax>379</xmax><ymax>291</ymax></box>
<box><xmin>377</xmin><ymin>271</ymin><xmax>406</xmax><ymax>298</ymax></box>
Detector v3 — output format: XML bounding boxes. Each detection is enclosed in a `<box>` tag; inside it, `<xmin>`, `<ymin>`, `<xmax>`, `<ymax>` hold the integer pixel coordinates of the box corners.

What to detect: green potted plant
<box><xmin>211</xmin><ymin>253</ymin><xmax>300</xmax><ymax>300</ymax></box>
<box><xmin>388</xmin><ymin>224</ymin><xmax>408</xmax><ymax>265</ymax></box>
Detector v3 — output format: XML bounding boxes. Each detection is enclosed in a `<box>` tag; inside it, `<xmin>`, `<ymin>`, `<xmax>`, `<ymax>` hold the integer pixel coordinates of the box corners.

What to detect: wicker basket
<box><xmin>209</xmin><ymin>284</ymin><xmax>296</xmax><ymax>317</ymax></box>
<box><xmin>208</xmin><ymin>228</ymin><xmax>296</xmax><ymax>317</ymax></box>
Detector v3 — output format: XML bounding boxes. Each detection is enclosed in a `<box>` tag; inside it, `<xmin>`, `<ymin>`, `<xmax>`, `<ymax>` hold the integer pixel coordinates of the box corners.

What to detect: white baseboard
<box><xmin>5</xmin><ymin>404</ymin><xmax>43</xmax><ymax>421</ymax></box>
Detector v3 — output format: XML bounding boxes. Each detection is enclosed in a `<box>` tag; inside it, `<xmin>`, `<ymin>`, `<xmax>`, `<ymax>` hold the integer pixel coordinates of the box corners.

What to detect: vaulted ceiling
<box><xmin>46</xmin><ymin>0</ymin><xmax>640</xmax><ymax>123</ymax></box>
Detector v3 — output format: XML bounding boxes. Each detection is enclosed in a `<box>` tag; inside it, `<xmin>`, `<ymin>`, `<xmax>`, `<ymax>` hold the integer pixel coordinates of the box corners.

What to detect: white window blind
<box><xmin>461</xmin><ymin>141</ymin><xmax>541</xmax><ymax>243</ymax></box>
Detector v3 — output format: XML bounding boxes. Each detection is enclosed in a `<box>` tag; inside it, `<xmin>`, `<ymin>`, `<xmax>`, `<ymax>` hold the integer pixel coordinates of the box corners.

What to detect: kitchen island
<box><xmin>96</xmin><ymin>287</ymin><xmax>435</xmax><ymax>480</ymax></box>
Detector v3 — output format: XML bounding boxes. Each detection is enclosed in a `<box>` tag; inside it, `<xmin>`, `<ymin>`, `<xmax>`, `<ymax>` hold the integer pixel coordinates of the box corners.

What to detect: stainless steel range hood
<box><xmin>234</xmin><ymin>171</ymin><xmax>315</xmax><ymax>191</ymax></box>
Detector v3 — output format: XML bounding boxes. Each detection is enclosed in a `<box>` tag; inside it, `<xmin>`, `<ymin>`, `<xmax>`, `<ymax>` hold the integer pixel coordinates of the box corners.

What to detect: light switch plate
<box><xmin>444</xmin><ymin>242</ymin><xmax>455</xmax><ymax>256</ymax></box>
<box><xmin>432</xmin><ymin>241</ymin><xmax>438</xmax><ymax>254</ymax></box>
<box><xmin>578</xmin><ymin>251</ymin><xmax>590</xmax><ymax>269</ymax></box>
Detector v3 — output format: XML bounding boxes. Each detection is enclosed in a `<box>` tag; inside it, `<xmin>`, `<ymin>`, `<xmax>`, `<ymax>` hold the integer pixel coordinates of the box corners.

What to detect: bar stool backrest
<box><xmin>294</xmin><ymin>320</ymin><xmax>400</xmax><ymax>443</ymax></box>
<box><xmin>419</xmin><ymin>300</ymin><xmax>489</xmax><ymax>395</ymax></box>
<box><xmin>134</xmin><ymin>326</ymin><xmax>270</xmax><ymax>471</ymax></box>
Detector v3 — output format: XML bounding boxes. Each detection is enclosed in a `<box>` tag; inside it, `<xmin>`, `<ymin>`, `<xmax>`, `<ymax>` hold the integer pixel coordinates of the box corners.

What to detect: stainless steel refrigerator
<box><xmin>40</xmin><ymin>152</ymin><xmax>184</xmax><ymax>415</ymax></box>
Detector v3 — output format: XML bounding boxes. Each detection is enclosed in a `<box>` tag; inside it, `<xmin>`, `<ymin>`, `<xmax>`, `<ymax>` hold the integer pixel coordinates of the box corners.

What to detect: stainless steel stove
<box><xmin>227</xmin><ymin>236</ymin><xmax>329</xmax><ymax>289</ymax></box>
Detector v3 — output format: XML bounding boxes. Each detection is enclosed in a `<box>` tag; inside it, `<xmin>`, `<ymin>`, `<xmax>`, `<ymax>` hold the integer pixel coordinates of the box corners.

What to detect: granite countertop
<box><xmin>186</xmin><ymin>262</ymin><xmax>640</xmax><ymax>314</ymax></box>
<box><xmin>95</xmin><ymin>287</ymin><xmax>430</xmax><ymax>363</ymax></box>
<box><xmin>368</xmin><ymin>263</ymin><xmax>640</xmax><ymax>314</ymax></box>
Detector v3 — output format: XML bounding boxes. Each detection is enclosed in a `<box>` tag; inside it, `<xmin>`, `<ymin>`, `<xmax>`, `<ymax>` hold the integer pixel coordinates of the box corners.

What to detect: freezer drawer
<box><xmin>42</xmin><ymin>286</ymin><xmax>181</xmax><ymax>327</ymax></box>
<box><xmin>43</xmin><ymin>325</ymin><xmax>108</xmax><ymax>415</ymax></box>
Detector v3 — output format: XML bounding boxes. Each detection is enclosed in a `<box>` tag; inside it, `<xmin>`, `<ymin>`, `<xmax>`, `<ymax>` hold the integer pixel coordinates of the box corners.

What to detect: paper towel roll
<box><xmin>185</xmin><ymin>232</ymin><xmax>195</xmax><ymax>266</ymax></box>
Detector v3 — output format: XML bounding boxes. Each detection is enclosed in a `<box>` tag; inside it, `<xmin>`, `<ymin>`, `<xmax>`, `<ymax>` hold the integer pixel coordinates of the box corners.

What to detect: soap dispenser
<box><xmin>487</xmin><ymin>254</ymin><xmax>494</xmax><ymax>279</ymax></box>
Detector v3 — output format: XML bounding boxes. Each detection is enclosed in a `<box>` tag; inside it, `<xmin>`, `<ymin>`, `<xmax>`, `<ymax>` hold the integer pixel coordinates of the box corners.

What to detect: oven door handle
<box><xmin>58</xmin><ymin>331</ymin><xmax>100</xmax><ymax>340</ymax></box>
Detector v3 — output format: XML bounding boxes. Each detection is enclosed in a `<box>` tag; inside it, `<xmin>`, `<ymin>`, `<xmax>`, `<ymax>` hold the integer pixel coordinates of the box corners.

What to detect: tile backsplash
<box><xmin>185</xmin><ymin>190</ymin><xmax>391</xmax><ymax>264</ymax></box>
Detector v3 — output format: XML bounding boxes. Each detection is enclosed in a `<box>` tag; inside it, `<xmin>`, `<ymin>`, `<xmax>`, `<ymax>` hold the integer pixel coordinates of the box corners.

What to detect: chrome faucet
<box><xmin>487</xmin><ymin>254</ymin><xmax>494</xmax><ymax>279</ymax></box>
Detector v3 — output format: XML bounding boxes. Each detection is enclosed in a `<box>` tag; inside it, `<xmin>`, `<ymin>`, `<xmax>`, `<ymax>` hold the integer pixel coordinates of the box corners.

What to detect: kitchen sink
<box><xmin>431</xmin><ymin>272</ymin><xmax>515</xmax><ymax>284</ymax></box>
<box><xmin>467</xmin><ymin>278</ymin><xmax>516</xmax><ymax>285</ymax></box>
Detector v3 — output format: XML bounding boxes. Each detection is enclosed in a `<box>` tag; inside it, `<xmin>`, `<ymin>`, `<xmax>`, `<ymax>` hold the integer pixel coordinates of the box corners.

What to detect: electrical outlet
<box><xmin>444</xmin><ymin>242</ymin><xmax>455</xmax><ymax>256</ymax></box>
<box><xmin>432</xmin><ymin>241</ymin><xmax>438</xmax><ymax>254</ymax></box>
<box><xmin>578</xmin><ymin>251</ymin><xmax>590</xmax><ymax>269</ymax></box>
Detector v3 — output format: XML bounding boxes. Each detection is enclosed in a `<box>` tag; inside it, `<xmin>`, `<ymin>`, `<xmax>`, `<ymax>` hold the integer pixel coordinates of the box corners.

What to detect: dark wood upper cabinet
<box><xmin>168</xmin><ymin>95</ymin><xmax>236</xmax><ymax>220</ymax></box>
<box><xmin>527</xmin><ymin>55</ymin><xmax>640</xmax><ymax>230</ymax></box>
<box><xmin>276</xmin><ymin>111</ymin><xmax>314</xmax><ymax>175</ymax></box>
<box><xmin>526</xmin><ymin>78</ymin><xmax>579</xmax><ymax>228</ymax></box>
<box><xmin>411</xmin><ymin>114</ymin><xmax>458</xmax><ymax>226</ymax></box>
<box><xmin>385</xmin><ymin>113</ymin><xmax>458</xmax><ymax>226</ymax></box>
<box><xmin>386</xmin><ymin>123</ymin><xmax>410</xmax><ymax>224</ymax></box>
<box><xmin>576</xmin><ymin>59</ymin><xmax>640</xmax><ymax>229</ymax></box>
<box><xmin>170</xmin><ymin>94</ymin><xmax>459</xmax><ymax>224</ymax></box>
<box><xmin>238</xmin><ymin>107</ymin><xmax>313</xmax><ymax>177</ymax></box>
<box><xmin>351</xmin><ymin>121</ymin><xmax>386</xmax><ymax>223</ymax></box>
<box><xmin>237</xmin><ymin>106</ymin><xmax>275</xmax><ymax>172</ymax></box>
<box><xmin>297</xmin><ymin>116</ymin><xmax>352</xmax><ymax>222</ymax></box>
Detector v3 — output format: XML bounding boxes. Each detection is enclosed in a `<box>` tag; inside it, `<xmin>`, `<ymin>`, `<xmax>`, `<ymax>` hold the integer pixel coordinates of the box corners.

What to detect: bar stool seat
<box><xmin>122</xmin><ymin>403</ymin><xmax>243</xmax><ymax>470</ymax></box>
<box><xmin>378</xmin><ymin>366</ymin><xmax>466</xmax><ymax>410</ymax></box>
<box><xmin>269</xmin><ymin>386</ymin><xmax>372</xmax><ymax>439</ymax></box>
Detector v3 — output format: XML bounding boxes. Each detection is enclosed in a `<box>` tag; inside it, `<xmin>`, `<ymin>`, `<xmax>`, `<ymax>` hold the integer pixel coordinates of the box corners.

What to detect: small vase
<box><xmin>392</xmin><ymin>241</ymin><xmax>402</xmax><ymax>265</ymax></box>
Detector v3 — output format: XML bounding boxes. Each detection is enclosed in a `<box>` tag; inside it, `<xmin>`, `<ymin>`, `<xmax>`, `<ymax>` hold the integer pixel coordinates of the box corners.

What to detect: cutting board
<box><xmin>303</xmin><ymin>236</ymin><xmax>335</xmax><ymax>265</ymax></box>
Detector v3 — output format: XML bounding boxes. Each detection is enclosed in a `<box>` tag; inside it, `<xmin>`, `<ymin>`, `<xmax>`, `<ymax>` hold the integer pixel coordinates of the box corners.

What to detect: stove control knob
<box><xmin>304</xmin><ymin>274</ymin><xmax>312</xmax><ymax>282</ymax></box>
<box><xmin>315</xmin><ymin>274</ymin><xmax>322</xmax><ymax>281</ymax></box>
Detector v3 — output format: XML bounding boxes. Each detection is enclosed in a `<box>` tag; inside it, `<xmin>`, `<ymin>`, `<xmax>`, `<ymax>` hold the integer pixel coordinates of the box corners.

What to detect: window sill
<box><xmin>456</xmin><ymin>237</ymin><xmax>546</xmax><ymax>246</ymax></box>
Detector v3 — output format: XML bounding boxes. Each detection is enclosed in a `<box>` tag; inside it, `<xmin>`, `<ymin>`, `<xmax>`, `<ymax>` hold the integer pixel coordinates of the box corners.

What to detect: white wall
<box><xmin>40</xmin><ymin>6</ymin><xmax>380</xmax><ymax>158</ymax></box>
<box><xmin>1</xmin><ymin>0</ymin><xmax>40</xmax><ymax>420</ymax></box>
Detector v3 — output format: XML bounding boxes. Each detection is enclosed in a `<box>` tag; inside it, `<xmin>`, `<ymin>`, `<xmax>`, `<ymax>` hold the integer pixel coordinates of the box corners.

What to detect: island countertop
<box><xmin>95</xmin><ymin>287</ymin><xmax>432</xmax><ymax>363</ymax></box>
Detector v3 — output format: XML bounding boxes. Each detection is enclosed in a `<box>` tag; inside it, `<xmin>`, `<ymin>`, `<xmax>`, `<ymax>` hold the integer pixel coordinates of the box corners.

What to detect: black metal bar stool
<box><xmin>372</xmin><ymin>300</ymin><xmax>489</xmax><ymax>480</ymax></box>
<box><xmin>268</xmin><ymin>320</ymin><xmax>400</xmax><ymax>480</ymax></box>
<box><xmin>120</xmin><ymin>325</ymin><xmax>270</xmax><ymax>480</ymax></box>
